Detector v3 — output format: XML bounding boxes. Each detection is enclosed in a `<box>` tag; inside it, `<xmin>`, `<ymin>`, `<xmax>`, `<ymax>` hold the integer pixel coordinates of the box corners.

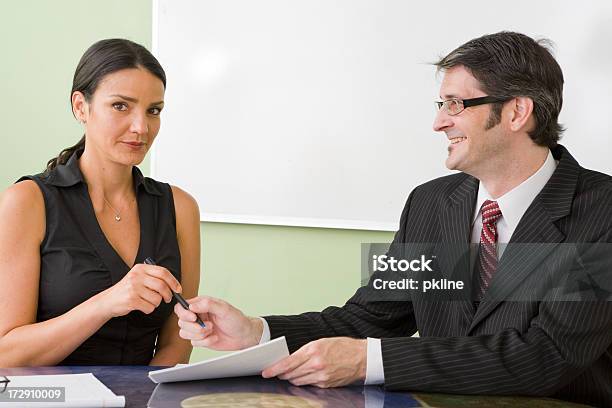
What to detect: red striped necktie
<box><xmin>477</xmin><ymin>200</ymin><xmax>502</xmax><ymax>298</ymax></box>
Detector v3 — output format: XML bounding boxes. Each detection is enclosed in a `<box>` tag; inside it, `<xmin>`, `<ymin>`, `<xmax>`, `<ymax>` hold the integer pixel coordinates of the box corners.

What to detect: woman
<box><xmin>0</xmin><ymin>39</ymin><xmax>200</xmax><ymax>366</ymax></box>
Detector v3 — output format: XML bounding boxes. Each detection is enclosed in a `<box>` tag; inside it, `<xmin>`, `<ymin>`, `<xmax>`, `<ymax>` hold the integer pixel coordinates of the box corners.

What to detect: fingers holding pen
<box><xmin>142</xmin><ymin>275</ymin><xmax>173</xmax><ymax>303</ymax></box>
<box><xmin>175</xmin><ymin>302</ymin><xmax>212</xmax><ymax>338</ymax></box>
<box><xmin>142</xmin><ymin>263</ymin><xmax>182</xmax><ymax>293</ymax></box>
<box><xmin>98</xmin><ymin>262</ymin><xmax>182</xmax><ymax>318</ymax></box>
<box><xmin>174</xmin><ymin>295</ymin><xmax>262</xmax><ymax>350</ymax></box>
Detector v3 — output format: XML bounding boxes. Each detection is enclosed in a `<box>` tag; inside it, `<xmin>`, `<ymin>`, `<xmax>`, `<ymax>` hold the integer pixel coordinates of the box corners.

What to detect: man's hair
<box><xmin>434</xmin><ymin>31</ymin><xmax>565</xmax><ymax>148</ymax></box>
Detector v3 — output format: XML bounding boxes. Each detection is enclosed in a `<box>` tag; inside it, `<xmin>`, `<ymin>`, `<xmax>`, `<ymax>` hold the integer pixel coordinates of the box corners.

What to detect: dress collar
<box><xmin>45</xmin><ymin>148</ymin><xmax>162</xmax><ymax>196</ymax></box>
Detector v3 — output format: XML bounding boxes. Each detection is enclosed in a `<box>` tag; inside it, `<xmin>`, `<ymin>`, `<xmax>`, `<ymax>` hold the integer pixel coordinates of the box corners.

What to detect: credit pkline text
<box><xmin>372</xmin><ymin>278</ymin><xmax>464</xmax><ymax>292</ymax></box>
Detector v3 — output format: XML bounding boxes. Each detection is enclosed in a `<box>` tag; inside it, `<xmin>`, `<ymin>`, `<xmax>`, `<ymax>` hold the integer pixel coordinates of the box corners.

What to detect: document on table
<box><xmin>0</xmin><ymin>373</ymin><xmax>124</xmax><ymax>407</ymax></box>
<box><xmin>149</xmin><ymin>336</ymin><xmax>289</xmax><ymax>383</ymax></box>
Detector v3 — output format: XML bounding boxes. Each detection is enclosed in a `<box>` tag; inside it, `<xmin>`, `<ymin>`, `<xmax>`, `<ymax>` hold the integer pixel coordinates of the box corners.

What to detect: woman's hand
<box><xmin>175</xmin><ymin>296</ymin><xmax>263</xmax><ymax>351</ymax></box>
<box><xmin>98</xmin><ymin>263</ymin><xmax>181</xmax><ymax>318</ymax></box>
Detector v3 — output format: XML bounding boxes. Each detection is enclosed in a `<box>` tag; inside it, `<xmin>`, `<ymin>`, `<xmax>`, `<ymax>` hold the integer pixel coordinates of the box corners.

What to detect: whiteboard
<box><xmin>152</xmin><ymin>0</ymin><xmax>612</xmax><ymax>231</ymax></box>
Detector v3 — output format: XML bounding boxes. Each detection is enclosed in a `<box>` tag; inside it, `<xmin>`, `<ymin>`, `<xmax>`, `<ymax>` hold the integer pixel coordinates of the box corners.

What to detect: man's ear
<box><xmin>71</xmin><ymin>91</ymin><xmax>89</xmax><ymax>123</ymax></box>
<box><xmin>508</xmin><ymin>96</ymin><xmax>534</xmax><ymax>132</ymax></box>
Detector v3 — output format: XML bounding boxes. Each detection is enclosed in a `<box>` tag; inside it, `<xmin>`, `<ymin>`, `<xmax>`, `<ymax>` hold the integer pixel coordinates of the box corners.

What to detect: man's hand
<box><xmin>175</xmin><ymin>296</ymin><xmax>263</xmax><ymax>351</ymax></box>
<box><xmin>262</xmin><ymin>337</ymin><xmax>367</xmax><ymax>388</ymax></box>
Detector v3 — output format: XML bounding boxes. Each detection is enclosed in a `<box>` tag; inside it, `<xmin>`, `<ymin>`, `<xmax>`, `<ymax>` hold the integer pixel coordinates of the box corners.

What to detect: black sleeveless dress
<box><xmin>18</xmin><ymin>150</ymin><xmax>181</xmax><ymax>365</ymax></box>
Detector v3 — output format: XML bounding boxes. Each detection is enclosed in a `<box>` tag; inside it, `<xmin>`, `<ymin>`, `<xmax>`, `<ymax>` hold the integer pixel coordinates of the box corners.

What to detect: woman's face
<box><xmin>74</xmin><ymin>67</ymin><xmax>165</xmax><ymax>166</ymax></box>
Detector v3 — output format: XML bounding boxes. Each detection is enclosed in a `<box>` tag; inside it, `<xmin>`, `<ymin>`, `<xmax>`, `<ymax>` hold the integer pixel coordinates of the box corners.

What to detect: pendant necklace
<box><xmin>103</xmin><ymin>196</ymin><xmax>125</xmax><ymax>222</ymax></box>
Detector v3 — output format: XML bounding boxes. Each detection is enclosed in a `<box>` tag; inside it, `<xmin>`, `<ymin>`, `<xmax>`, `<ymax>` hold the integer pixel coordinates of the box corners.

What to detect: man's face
<box><xmin>433</xmin><ymin>65</ymin><xmax>506</xmax><ymax>177</ymax></box>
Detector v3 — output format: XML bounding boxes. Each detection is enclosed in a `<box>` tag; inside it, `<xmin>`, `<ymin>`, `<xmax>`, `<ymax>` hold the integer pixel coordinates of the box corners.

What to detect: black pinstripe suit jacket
<box><xmin>264</xmin><ymin>145</ymin><xmax>612</xmax><ymax>407</ymax></box>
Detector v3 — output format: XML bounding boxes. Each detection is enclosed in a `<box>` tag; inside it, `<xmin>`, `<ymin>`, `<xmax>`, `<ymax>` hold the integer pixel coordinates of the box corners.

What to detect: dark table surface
<box><xmin>0</xmin><ymin>366</ymin><xmax>592</xmax><ymax>407</ymax></box>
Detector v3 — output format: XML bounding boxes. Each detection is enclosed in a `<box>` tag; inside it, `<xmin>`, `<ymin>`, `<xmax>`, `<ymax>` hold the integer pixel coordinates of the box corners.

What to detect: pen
<box><xmin>144</xmin><ymin>257</ymin><xmax>206</xmax><ymax>328</ymax></box>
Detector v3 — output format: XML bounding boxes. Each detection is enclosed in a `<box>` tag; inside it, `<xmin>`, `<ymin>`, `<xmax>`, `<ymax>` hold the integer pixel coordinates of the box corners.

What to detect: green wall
<box><xmin>0</xmin><ymin>0</ymin><xmax>394</xmax><ymax>363</ymax></box>
<box><xmin>0</xmin><ymin>0</ymin><xmax>153</xmax><ymax>186</ymax></box>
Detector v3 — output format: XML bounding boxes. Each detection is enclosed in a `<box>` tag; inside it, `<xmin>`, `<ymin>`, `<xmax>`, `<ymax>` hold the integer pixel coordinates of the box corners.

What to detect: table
<box><xmin>0</xmin><ymin>366</ymin><xmax>592</xmax><ymax>407</ymax></box>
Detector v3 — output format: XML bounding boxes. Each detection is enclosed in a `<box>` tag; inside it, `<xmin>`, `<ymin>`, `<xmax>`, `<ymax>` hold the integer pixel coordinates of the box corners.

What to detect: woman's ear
<box><xmin>71</xmin><ymin>91</ymin><xmax>88</xmax><ymax>124</ymax></box>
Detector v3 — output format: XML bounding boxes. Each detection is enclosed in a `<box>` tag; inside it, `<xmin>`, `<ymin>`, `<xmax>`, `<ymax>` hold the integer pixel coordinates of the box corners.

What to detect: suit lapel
<box><xmin>436</xmin><ymin>175</ymin><xmax>479</xmax><ymax>331</ymax></box>
<box><xmin>468</xmin><ymin>145</ymin><xmax>579</xmax><ymax>333</ymax></box>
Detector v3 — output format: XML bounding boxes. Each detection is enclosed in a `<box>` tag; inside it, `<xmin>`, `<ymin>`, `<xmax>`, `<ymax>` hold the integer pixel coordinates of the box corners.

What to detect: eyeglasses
<box><xmin>0</xmin><ymin>376</ymin><xmax>9</xmax><ymax>393</ymax></box>
<box><xmin>435</xmin><ymin>96</ymin><xmax>509</xmax><ymax>116</ymax></box>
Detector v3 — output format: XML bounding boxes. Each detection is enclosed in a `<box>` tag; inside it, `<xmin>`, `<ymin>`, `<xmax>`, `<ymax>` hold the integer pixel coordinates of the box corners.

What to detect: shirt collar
<box><xmin>472</xmin><ymin>149</ymin><xmax>557</xmax><ymax>231</ymax></box>
<box><xmin>46</xmin><ymin>148</ymin><xmax>163</xmax><ymax>196</ymax></box>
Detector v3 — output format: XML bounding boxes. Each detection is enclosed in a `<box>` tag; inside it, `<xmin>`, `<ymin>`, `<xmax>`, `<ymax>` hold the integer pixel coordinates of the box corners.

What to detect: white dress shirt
<box><xmin>470</xmin><ymin>150</ymin><xmax>558</xmax><ymax>257</ymax></box>
<box><xmin>260</xmin><ymin>150</ymin><xmax>557</xmax><ymax>385</ymax></box>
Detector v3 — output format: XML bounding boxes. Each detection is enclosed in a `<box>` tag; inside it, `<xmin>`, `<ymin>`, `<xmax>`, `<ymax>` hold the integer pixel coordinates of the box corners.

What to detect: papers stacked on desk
<box><xmin>0</xmin><ymin>373</ymin><xmax>124</xmax><ymax>407</ymax></box>
<box><xmin>149</xmin><ymin>336</ymin><xmax>289</xmax><ymax>383</ymax></box>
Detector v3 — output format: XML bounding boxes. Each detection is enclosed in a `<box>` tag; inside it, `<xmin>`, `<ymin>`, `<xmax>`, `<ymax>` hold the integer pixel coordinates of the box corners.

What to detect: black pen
<box><xmin>144</xmin><ymin>257</ymin><xmax>206</xmax><ymax>328</ymax></box>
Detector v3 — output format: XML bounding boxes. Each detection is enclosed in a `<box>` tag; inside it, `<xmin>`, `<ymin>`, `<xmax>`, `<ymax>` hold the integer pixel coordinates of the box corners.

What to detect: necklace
<box><xmin>103</xmin><ymin>196</ymin><xmax>125</xmax><ymax>222</ymax></box>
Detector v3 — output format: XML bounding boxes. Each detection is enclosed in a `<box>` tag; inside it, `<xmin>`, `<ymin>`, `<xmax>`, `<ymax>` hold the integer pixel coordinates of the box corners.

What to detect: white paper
<box><xmin>0</xmin><ymin>373</ymin><xmax>125</xmax><ymax>407</ymax></box>
<box><xmin>149</xmin><ymin>336</ymin><xmax>289</xmax><ymax>383</ymax></box>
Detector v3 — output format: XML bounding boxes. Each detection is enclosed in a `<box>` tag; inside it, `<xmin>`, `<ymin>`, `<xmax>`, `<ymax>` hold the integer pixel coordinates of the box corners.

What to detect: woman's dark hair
<box><xmin>434</xmin><ymin>31</ymin><xmax>564</xmax><ymax>148</ymax></box>
<box><xmin>45</xmin><ymin>38</ymin><xmax>166</xmax><ymax>173</ymax></box>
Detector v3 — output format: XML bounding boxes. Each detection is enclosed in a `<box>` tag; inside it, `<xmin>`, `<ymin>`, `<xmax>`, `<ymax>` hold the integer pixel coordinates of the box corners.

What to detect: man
<box><xmin>176</xmin><ymin>32</ymin><xmax>612</xmax><ymax>407</ymax></box>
